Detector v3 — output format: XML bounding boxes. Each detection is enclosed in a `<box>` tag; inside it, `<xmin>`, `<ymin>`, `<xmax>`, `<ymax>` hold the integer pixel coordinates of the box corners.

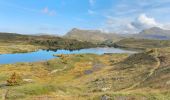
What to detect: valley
<box><xmin>0</xmin><ymin>31</ymin><xmax>170</xmax><ymax>99</ymax></box>
<box><xmin>1</xmin><ymin>47</ymin><xmax>170</xmax><ymax>100</ymax></box>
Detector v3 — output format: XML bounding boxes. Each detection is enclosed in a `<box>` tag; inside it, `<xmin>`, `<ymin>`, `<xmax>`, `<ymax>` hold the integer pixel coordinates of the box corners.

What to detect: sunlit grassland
<box><xmin>0</xmin><ymin>49</ymin><xmax>170</xmax><ymax>99</ymax></box>
<box><xmin>0</xmin><ymin>42</ymin><xmax>42</xmax><ymax>54</ymax></box>
<box><xmin>0</xmin><ymin>53</ymin><xmax>129</xmax><ymax>99</ymax></box>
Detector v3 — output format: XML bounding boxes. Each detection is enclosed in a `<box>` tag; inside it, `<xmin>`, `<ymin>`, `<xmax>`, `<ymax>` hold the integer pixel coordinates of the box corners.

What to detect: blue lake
<box><xmin>0</xmin><ymin>47</ymin><xmax>135</xmax><ymax>64</ymax></box>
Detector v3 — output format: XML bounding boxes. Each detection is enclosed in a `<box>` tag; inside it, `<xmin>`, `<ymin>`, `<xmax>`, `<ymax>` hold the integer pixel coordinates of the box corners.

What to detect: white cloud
<box><xmin>100</xmin><ymin>13</ymin><xmax>170</xmax><ymax>34</ymax></box>
<box><xmin>100</xmin><ymin>16</ymin><xmax>137</xmax><ymax>34</ymax></box>
<box><xmin>42</xmin><ymin>7</ymin><xmax>56</xmax><ymax>16</ymax></box>
<box><xmin>163</xmin><ymin>24</ymin><xmax>170</xmax><ymax>30</ymax></box>
<box><xmin>104</xmin><ymin>0</ymin><xmax>170</xmax><ymax>18</ymax></box>
<box><xmin>131</xmin><ymin>13</ymin><xmax>163</xmax><ymax>30</ymax></box>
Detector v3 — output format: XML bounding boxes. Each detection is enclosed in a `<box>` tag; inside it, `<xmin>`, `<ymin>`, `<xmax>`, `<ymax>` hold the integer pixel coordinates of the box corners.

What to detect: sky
<box><xmin>0</xmin><ymin>0</ymin><xmax>170</xmax><ymax>35</ymax></box>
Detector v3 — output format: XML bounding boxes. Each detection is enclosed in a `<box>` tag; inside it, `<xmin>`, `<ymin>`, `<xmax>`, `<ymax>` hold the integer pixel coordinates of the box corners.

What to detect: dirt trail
<box><xmin>49</xmin><ymin>66</ymin><xmax>67</xmax><ymax>74</ymax></box>
<box><xmin>122</xmin><ymin>56</ymin><xmax>161</xmax><ymax>91</ymax></box>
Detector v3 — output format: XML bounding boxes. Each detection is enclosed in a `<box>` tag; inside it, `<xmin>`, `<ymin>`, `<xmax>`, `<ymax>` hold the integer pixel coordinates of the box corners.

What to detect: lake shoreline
<box><xmin>0</xmin><ymin>47</ymin><xmax>136</xmax><ymax>65</ymax></box>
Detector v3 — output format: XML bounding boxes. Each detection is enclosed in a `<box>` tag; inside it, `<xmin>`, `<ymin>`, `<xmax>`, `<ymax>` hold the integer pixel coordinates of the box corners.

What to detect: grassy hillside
<box><xmin>133</xmin><ymin>27</ymin><xmax>170</xmax><ymax>40</ymax></box>
<box><xmin>1</xmin><ymin>32</ymin><xmax>170</xmax><ymax>99</ymax></box>
<box><xmin>1</xmin><ymin>48</ymin><xmax>170</xmax><ymax>99</ymax></box>
<box><xmin>114</xmin><ymin>38</ymin><xmax>170</xmax><ymax>50</ymax></box>
<box><xmin>0</xmin><ymin>32</ymin><xmax>97</xmax><ymax>54</ymax></box>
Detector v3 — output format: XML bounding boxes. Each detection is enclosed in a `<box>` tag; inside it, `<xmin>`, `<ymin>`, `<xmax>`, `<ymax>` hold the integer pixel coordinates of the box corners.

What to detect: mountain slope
<box><xmin>114</xmin><ymin>38</ymin><xmax>170</xmax><ymax>50</ymax></box>
<box><xmin>134</xmin><ymin>27</ymin><xmax>170</xmax><ymax>40</ymax></box>
<box><xmin>0</xmin><ymin>32</ymin><xmax>97</xmax><ymax>54</ymax></box>
<box><xmin>64</xmin><ymin>28</ymin><xmax>123</xmax><ymax>43</ymax></box>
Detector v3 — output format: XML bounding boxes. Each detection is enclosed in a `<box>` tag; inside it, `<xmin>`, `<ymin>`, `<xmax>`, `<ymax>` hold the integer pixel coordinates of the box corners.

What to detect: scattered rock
<box><xmin>23</xmin><ymin>79</ymin><xmax>34</xmax><ymax>83</ymax></box>
<box><xmin>101</xmin><ymin>95</ymin><xmax>111</xmax><ymax>100</ymax></box>
<box><xmin>101</xmin><ymin>87</ymin><xmax>110</xmax><ymax>92</ymax></box>
<box><xmin>50</xmin><ymin>69</ymin><xmax>59</xmax><ymax>74</ymax></box>
<box><xmin>84</xmin><ymin>70</ymin><xmax>93</xmax><ymax>75</ymax></box>
<box><xmin>49</xmin><ymin>66</ymin><xmax>67</xmax><ymax>74</ymax></box>
<box><xmin>166</xmin><ymin>80</ymin><xmax>170</xmax><ymax>85</ymax></box>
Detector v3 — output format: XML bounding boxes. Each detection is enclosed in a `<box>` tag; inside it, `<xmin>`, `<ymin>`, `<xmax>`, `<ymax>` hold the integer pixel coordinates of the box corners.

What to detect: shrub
<box><xmin>6</xmin><ymin>72</ymin><xmax>22</xmax><ymax>86</ymax></box>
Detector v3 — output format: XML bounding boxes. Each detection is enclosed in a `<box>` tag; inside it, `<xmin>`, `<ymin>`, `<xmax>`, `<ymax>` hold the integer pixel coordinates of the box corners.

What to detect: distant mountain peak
<box><xmin>64</xmin><ymin>28</ymin><xmax>122</xmax><ymax>42</ymax></box>
<box><xmin>140</xmin><ymin>27</ymin><xmax>170</xmax><ymax>34</ymax></box>
<box><xmin>71</xmin><ymin>28</ymin><xmax>80</xmax><ymax>31</ymax></box>
<box><xmin>150</xmin><ymin>27</ymin><xmax>162</xmax><ymax>30</ymax></box>
<box><xmin>133</xmin><ymin>27</ymin><xmax>170</xmax><ymax>40</ymax></box>
<box><xmin>70</xmin><ymin>28</ymin><xmax>102</xmax><ymax>33</ymax></box>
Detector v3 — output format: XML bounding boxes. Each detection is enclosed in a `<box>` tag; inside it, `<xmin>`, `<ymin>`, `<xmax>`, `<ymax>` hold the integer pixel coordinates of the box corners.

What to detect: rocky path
<box><xmin>122</xmin><ymin>55</ymin><xmax>161</xmax><ymax>91</ymax></box>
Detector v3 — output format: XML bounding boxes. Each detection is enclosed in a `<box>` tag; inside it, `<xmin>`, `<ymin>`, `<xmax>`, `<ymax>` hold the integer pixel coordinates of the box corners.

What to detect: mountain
<box><xmin>134</xmin><ymin>27</ymin><xmax>170</xmax><ymax>40</ymax></box>
<box><xmin>0</xmin><ymin>32</ymin><xmax>23</xmax><ymax>37</ymax></box>
<box><xmin>0</xmin><ymin>32</ymin><xmax>30</xmax><ymax>42</ymax></box>
<box><xmin>64</xmin><ymin>28</ymin><xmax>123</xmax><ymax>43</ymax></box>
<box><xmin>0</xmin><ymin>32</ymin><xmax>97</xmax><ymax>51</ymax></box>
<box><xmin>114</xmin><ymin>38</ymin><xmax>170</xmax><ymax>50</ymax></box>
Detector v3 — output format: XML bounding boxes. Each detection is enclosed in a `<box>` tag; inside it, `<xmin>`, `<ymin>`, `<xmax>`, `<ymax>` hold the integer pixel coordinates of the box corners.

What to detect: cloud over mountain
<box><xmin>102</xmin><ymin>13</ymin><xmax>170</xmax><ymax>34</ymax></box>
<box><xmin>131</xmin><ymin>14</ymin><xmax>163</xmax><ymax>30</ymax></box>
